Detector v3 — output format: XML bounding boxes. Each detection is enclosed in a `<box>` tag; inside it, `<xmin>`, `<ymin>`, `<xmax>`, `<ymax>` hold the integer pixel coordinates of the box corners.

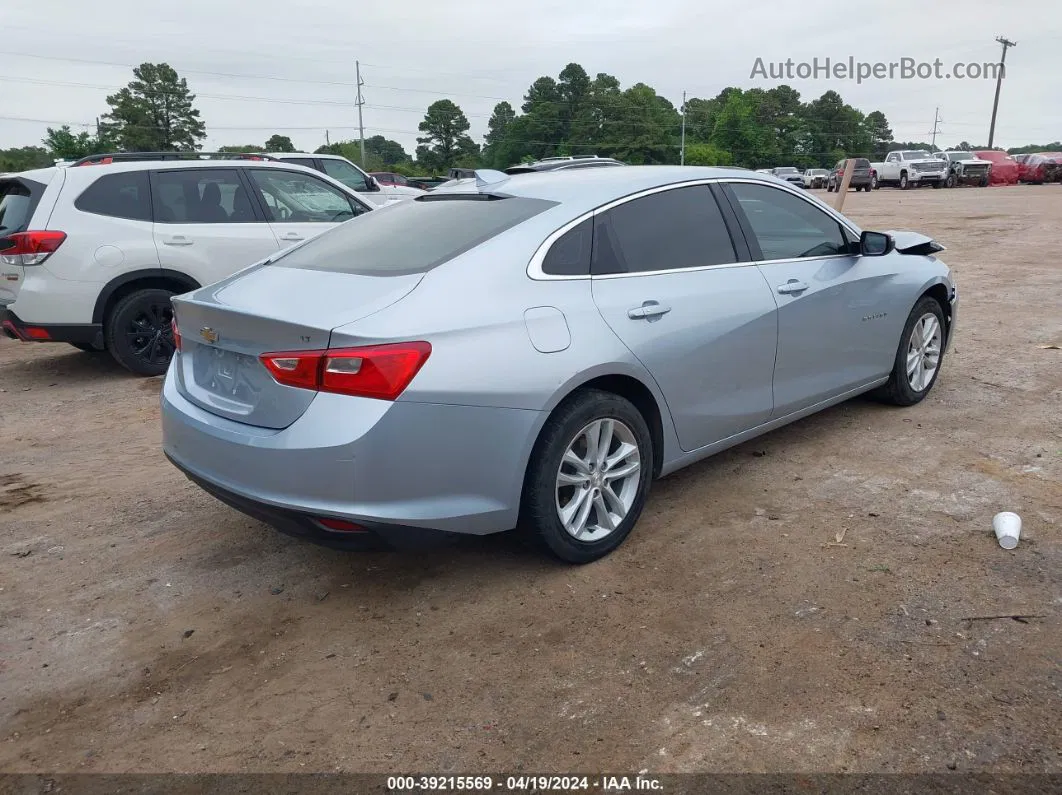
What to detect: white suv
<box><xmin>1</xmin><ymin>156</ymin><xmax>374</xmax><ymax>376</ymax></box>
<box><xmin>265</xmin><ymin>153</ymin><xmax>425</xmax><ymax>204</ymax></box>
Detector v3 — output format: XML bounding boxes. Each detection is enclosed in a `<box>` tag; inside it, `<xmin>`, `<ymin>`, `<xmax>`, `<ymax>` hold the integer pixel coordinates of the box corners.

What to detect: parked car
<box><xmin>771</xmin><ymin>167</ymin><xmax>806</xmax><ymax>187</ymax></box>
<box><xmin>368</xmin><ymin>171</ymin><xmax>412</xmax><ymax>187</ymax></box>
<box><xmin>936</xmin><ymin>151</ymin><xmax>992</xmax><ymax>187</ymax></box>
<box><xmin>803</xmin><ymin>168</ymin><xmax>830</xmax><ymax>188</ymax></box>
<box><xmin>0</xmin><ymin>157</ymin><xmax>373</xmax><ymax>375</ymax></box>
<box><xmin>1017</xmin><ymin>153</ymin><xmax>1062</xmax><ymax>184</ymax></box>
<box><xmin>827</xmin><ymin>158</ymin><xmax>874</xmax><ymax>191</ymax></box>
<box><xmin>266</xmin><ymin>153</ymin><xmax>424</xmax><ymax>203</ymax></box>
<box><xmin>873</xmin><ymin>150</ymin><xmax>947</xmax><ymax>189</ymax></box>
<box><xmin>505</xmin><ymin>157</ymin><xmax>626</xmax><ymax>174</ymax></box>
<box><xmin>406</xmin><ymin>175</ymin><xmax>451</xmax><ymax>190</ymax></box>
<box><xmin>162</xmin><ymin>166</ymin><xmax>957</xmax><ymax>563</ymax></box>
<box><xmin>972</xmin><ymin>150</ymin><xmax>1020</xmax><ymax>185</ymax></box>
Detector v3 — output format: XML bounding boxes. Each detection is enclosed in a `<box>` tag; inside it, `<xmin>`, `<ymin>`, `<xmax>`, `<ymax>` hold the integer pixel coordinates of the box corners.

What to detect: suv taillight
<box><xmin>260</xmin><ymin>341</ymin><xmax>431</xmax><ymax>400</ymax></box>
<box><xmin>0</xmin><ymin>231</ymin><xmax>67</xmax><ymax>266</ymax></box>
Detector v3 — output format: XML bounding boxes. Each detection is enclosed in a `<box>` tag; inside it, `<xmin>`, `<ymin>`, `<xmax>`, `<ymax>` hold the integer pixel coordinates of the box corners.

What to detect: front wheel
<box><xmin>872</xmin><ymin>296</ymin><xmax>947</xmax><ymax>407</ymax></box>
<box><xmin>945</xmin><ymin>174</ymin><xmax>957</xmax><ymax>188</ymax></box>
<box><xmin>932</xmin><ymin>180</ymin><xmax>943</xmax><ymax>189</ymax></box>
<box><xmin>979</xmin><ymin>176</ymin><xmax>990</xmax><ymax>187</ymax></box>
<box><xmin>105</xmin><ymin>288</ymin><xmax>177</xmax><ymax>376</ymax></box>
<box><xmin>520</xmin><ymin>389</ymin><xmax>653</xmax><ymax>564</ymax></box>
<box><xmin>899</xmin><ymin>172</ymin><xmax>910</xmax><ymax>189</ymax></box>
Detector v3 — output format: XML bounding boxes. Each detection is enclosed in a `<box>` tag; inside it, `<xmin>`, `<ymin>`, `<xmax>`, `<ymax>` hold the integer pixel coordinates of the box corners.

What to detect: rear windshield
<box><xmin>0</xmin><ymin>180</ymin><xmax>39</xmax><ymax>235</ymax></box>
<box><xmin>273</xmin><ymin>194</ymin><xmax>557</xmax><ymax>276</ymax></box>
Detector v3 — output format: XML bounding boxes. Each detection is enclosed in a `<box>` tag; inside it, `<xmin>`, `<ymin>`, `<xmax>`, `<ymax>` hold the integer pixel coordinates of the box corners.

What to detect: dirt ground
<box><xmin>1</xmin><ymin>184</ymin><xmax>1060</xmax><ymax>776</ymax></box>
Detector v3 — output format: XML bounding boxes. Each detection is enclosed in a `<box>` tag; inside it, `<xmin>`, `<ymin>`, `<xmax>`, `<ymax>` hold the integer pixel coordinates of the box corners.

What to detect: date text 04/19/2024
<box><xmin>385</xmin><ymin>775</ymin><xmax>664</xmax><ymax>791</ymax></box>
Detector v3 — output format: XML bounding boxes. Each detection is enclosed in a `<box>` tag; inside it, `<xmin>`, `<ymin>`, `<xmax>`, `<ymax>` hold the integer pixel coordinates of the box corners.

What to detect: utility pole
<box><xmin>325</xmin><ymin>130</ymin><xmax>330</xmax><ymax>146</ymax></box>
<box><xmin>987</xmin><ymin>36</ymin><xmax>1016</xmax><ymax>149</ymax></box>
<box><xmin>929</xmin><ymin>107</ymin><xmax>943</xmax><ymax>149</ymax></box>
<box><xmin>355</xmin><ymin>60</ymin><xmax>366</xmax><ymax>166</ymax></box>
<box><xmin>680</xmin><ymin>91</ymin><xmax>687</xmax><ymax>166</ymax></box>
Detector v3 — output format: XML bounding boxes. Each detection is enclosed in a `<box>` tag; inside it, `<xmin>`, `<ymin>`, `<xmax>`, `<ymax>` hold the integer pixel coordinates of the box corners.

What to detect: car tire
<box><xmin>520</xmin><ymin>389</ymin><xmax>654</xmax><ymax>564</ymax></box>
<box><xmin>872</xmin><ymin>296</ymin><xmax>947</xmax><ymax>407</ymax></box>
<box><xmin>105</xmin><ymin>288</ymin><xmax>177</xmax><ymax>376</ymax></box>
<box><xmin>870</xmin><ymin>174</ymin><xmax>878</xmax><ymax>189</ymax></box>
<box><xmin>945</xmin><ymin>174</ymin><xmax>957</xmax><ymax>188</ymax></box>
<box><xmin>980</xmin><ymin>176</ymin><xmax>990</xmax><ymax>187</ymax></box>
<box><xmin>69</xmin><ymin>342</ymin><xmax>103</xmax><ymax>353</ymax></box>
<box><xmin>899</xmin><ymin>172</ymin><xmax>909</xmax><ymax>190</ymax></box>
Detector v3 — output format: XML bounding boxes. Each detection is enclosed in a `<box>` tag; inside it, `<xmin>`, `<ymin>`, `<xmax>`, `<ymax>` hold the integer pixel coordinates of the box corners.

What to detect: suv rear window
<box><xmin>75</xmin><ymin>172</ymin><xmax>152</xmax><ymax>221</ymax></box>
<box><xmin>273</xmin><ymin>195</ymin><xmax>557</xmax><ymax>276</ymax></box>
<box><xmin>0</xmin><ymin>180</ymin><xmax>41</xmax><ymax>235</ymax></box>
<box><xmin>853</xmin><ymin>158</ymin><xmax>871</xmax><ymax>168</ymax></box>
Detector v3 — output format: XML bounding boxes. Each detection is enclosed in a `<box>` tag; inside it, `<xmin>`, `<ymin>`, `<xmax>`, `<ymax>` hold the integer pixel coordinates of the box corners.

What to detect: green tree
<box><xmin>864</xmin><ymin>111</ymin><xmax>893</xmax><ymax>159</ymax></box>
<box><xmin>416</xmin><ymin>100</ymin><xmax>478</xmax><ymax>170</ymax></box>
<box><xmin>607</xmin><ymin>83</ymin><xmax>680</xmax><ymax>164</ymax></box>
<box><xmin>683</xmin><ymin>143</ymin><xmax>732</xmax><ymax>166</ymax></box>
<box><xmin>482</xmin><ymin>102</ymin><xmax>517</xmax><ymax>167</ymax></box>
<box><xmin>0</xmin><ymin>146</ymin><xmax>52</xmax><ymax>172</ymax></box>
<box><xmin>218</xmin><ymin>143</ymin><xmax>262</xmax><ymax>153</ymax></box>
<box><xmin>101</xmin><ymin>63</ymin><xmax>206</xmax><ymax>152</ymax></box>
<box><xmin>364</xmin><ymin>135</ymin><xmax>409</xmax><ymax>167</ymax></box>
<box><xmin>42</xmin><ymin>125</ymin><xmax>109</xmax><ymax>160</ymax></box>
<box><xmin>264</xmin><ymin>134</ymin><xmax>295</xmax><ymax>152</ymax></box>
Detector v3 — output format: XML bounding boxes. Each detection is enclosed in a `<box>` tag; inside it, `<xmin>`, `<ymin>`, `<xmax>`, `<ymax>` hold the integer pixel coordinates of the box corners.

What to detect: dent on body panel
<box><xmin>523</xmin><ymin>306</ymin><xmax>571</xmax><ymax>353</ymax></box>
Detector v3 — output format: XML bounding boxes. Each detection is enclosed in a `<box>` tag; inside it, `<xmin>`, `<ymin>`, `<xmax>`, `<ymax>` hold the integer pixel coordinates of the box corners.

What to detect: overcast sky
<box><xmin>2</xmin><ymin>0</ymin><xmax>1058</xmax><ymax>158</ymax></box>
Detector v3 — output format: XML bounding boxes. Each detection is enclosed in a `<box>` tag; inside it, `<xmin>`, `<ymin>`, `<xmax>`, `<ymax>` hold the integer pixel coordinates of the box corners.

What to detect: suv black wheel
<box><xmin>105</xmin><ymin>288</ymin><xmax>176</xmax><ymax>376</ymax></box>
<box><xmin>520</xmin><ymin>389</ymin><xmax>654</xmax><ymax>564</ymax></box>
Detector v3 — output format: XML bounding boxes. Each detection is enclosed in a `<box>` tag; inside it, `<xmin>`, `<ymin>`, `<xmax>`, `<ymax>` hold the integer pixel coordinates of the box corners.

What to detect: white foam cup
<box><xmin>992</xmin><ymin>512</ymin><xmax>1021</xmax><ymax>550</ymax></box>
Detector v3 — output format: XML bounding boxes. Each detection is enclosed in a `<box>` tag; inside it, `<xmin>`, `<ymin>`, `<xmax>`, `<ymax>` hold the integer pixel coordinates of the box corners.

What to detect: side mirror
<box><xmin>860</xmin><ymin>230</ymin><xmax>894</xmax><ymax>256</ymax></box>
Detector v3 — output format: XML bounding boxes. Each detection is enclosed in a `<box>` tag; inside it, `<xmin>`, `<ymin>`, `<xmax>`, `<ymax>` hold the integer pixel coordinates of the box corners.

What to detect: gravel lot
<box><xmin>1</xmin><ymin>184</ymin><xmax>1060</xmax><ymax>774</ymax></box>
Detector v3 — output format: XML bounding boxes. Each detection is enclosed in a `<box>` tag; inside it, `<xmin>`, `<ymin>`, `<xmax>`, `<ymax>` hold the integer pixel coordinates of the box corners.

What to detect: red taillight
<box><xmin>316</xmin><ymin>517</ymin><xmax>367</xmax><ymax>533</ymax></box>
<box><xmin>23</xmin><ymin>326</ymin><xmax>51</xmax><ymax>340</ymax></box>
<box><xmin>0</xmin><ymin>231</ymin><xmax>67</xmax><ymax>266</ymax></box>
<box><xmin>171</xmin><ymin>318</ymin><xmax>182</xmax><ymax>352</ymax></box>
<box><xmin>259</xmin><ymin>341</ymin><xmax>431</xmax><ymax>400</ymax></box>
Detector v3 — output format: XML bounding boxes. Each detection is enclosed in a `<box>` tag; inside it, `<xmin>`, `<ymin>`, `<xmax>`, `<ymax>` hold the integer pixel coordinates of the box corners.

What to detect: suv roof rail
<box><xmin>69</xmin><ymin>152</ymin><xmax>280</xmax><ymax>166</ymax></box>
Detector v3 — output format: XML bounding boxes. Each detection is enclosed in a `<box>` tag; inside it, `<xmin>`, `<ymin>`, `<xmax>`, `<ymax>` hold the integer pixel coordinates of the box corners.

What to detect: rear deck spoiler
<box><xmin>887</xmin><ymin>231</ymin><xmax>945</xmax><ymax>256</ymax></box>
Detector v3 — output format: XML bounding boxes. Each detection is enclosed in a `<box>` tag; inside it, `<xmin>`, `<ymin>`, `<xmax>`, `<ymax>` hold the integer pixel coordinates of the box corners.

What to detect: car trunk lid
<box><xmin>172</xmin><ymin>264</ymin><xmax>424</xmax><ymax>429</ymax></box>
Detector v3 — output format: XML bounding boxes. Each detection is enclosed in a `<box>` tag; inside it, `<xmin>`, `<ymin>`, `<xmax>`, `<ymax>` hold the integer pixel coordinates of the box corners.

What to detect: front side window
<box><xmin>593</xmin><ymin>185</ymin><xmax>737</xmax><ymax>275</ymax></box>
<box><xmin>728</xmin><ymin>182</ymin><xmax>849</xmax><ymax>261</ymax></box>
<box><xmin>75</xmin><ymin>172</ymin><xmax>151</xmax><ymax>221</ymax></box>
<box><xmin>320</xmin><ymin>159</ymin><xmax>371</xmax><ymax>192</ymax></box>
<box><xmin>247</xmin><ymin>169</ymin><xmax>364</xmax><ymax>223</ymax></box>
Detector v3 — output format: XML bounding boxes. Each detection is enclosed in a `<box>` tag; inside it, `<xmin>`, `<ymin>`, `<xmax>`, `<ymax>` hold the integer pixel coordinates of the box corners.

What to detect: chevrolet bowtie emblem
<box><xmin>199</xmin><ymin>327</ymin><xmax>219</xmax><ymax>344</ymax></box>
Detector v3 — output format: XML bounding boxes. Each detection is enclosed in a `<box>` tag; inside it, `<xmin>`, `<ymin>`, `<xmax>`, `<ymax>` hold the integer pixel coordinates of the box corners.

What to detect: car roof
<box><xmin>54</xmin><ymin>159</ymin><xmax>329</xmax><ymax>174</ymax></box>
<box><xmin>270</xmin><ymin>152</ymin><xmax>347</xmax><ymax>162</ymax></box>
<box><xmin>435</xmin><ymin>165</ymin><xmax>778</xmax><ymax>215</ymax></box>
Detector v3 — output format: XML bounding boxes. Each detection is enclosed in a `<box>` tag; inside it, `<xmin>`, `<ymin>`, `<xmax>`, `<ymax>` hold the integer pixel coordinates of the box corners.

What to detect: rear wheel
<box><xmin>872</xmin><ymin>296</ymin><xmax>947</xmax><ymax>407</ymax></box>
<box><xmin>520</xmin><ymin>389</ymin><xmax>653</xmax><ymax>564</ymax></box>
<box><xmin>870</xmin><ymin>174</ymin><xmax>878</xmax><ymax>189</ymax></box>
<box><xmin>105</xmin><ymin>288</ymin><xmax>176</xmax><ymax>376</ymax></box>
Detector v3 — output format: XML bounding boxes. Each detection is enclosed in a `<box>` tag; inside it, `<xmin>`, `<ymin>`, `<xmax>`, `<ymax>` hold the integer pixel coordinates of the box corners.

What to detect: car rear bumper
<box><xmin>1</xmin><ymin>307</ymin><xmax>103</xmax><ymax>346</ymax></box>
<box><xmin>160</xmin><ymin>366</ymin><xmax>543</xmax><ymax>539</ymax></box>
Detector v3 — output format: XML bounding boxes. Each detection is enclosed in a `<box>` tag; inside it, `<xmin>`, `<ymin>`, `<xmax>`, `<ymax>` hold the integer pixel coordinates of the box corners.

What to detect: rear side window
<box><xmin>593</xmin><ymin>185</ymin><xmax>737</xmax><ymax>275</ymax></box>
<box><xmin>154</xmin><ymin>169</ymin><xmax>257</xmax><ymax>224</ymax></box>
<box><xmin>273</xmin><ymin>195</ymin><xmax>557</xmax><ymax>276</ymax></box>
<box><xmin>282</xmin><ymin>157</ymin><xmax>318</xmax><ymax>169</ymax></box>
<box><xmin>542</xmin><ymin>218</ymin><xmax>592</xmax><ymax>276</ymax></box>
<box><xmin>0</xmin><ymin>181</ymin><xmax>40</xmax><ymax>235</ymax></box>
<box><xmin>75</xmin><ymin>172</ymin><xmax>151</xmax><ymax>221</ymax></box>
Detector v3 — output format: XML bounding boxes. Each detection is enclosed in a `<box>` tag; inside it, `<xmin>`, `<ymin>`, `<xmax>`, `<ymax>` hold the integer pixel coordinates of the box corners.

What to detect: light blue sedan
<box><xmin>161</xmin><ymin>166</ymin><xmax>957</xmax><ymax>563</ymax></box>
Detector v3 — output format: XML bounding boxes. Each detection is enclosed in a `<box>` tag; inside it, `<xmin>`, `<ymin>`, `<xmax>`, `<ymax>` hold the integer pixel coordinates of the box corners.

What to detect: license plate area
<box><xmin>192</xmin><ymin>345</ymin><xmax>261</xmax><ymax>405</ymax></box>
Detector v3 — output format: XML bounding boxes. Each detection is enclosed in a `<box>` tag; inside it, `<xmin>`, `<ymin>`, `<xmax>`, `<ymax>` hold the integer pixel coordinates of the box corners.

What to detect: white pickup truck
<box><xmin>870</xmin><ymin>150</ymin><xmax>948</xmax><ymax>190</ymax></box>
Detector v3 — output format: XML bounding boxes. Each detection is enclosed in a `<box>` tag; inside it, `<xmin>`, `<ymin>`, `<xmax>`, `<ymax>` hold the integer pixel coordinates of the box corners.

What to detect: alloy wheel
<box><xmin>906</xmin><ymin>313</ymin><xmax>942</xmax><ymax>392</ymax></box>
<box><xmin>126</xmin><ymin>300</ymin><xmax>175</xmax><ymax>367</ymax></box>
<box><xmin>555</xmin><ymin>418</ymin><xmax>641</xmax><ymax>542</ymax></box>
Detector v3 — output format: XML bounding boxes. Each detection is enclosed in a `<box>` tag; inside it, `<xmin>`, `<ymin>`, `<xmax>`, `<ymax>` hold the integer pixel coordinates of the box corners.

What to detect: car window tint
<box><xmin>273</xmin><ymin>195</ymin><xmax>556</xmax><ymax>276</ymax></box>
<box><xmin>248</xmin><ymin>169</ymin><xmax>365</xmax><ymax>223</ymax></box>
<box><xmin>283</xmin><ymin>157</ymin><xmax>317</xmax><ymax>169</ymax></box>
<box><xmin>0</xmin><ymin>181</ymin><xmax>37</xmax><ymax>234</ymax></box>
<box><xmin>542</xmin><ymin>218</ymin><xmax>592</xmax><ymax>276</ymax></box>
<box><xmin>729</xmin><ymin>182</ymin><xmax>848</xmax><ymax>260</ymax></box>
<box><xmin>74</xmin><ymin>172</ymin><xmax>151</xmax><ymax>221</ymax></box>
<box><xmin>154</xmin><ymin>169</ymin><xmax>256</xmax><ymax>224</ymax></box>
<box><xmin>320</xmin><ymin>159</ymin><xmax>371</xmax><ymax>191</ymax></box>
<box><xmin>593</xmin><ymin>185</ymin><xmax>736</xmax><ymax>275</ymax></box>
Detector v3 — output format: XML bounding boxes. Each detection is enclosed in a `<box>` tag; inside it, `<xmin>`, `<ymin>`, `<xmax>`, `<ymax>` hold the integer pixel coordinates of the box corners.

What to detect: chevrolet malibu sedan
<box><xmin>162</xmin><ymin>166</ymin><xmax>957</xmax><ymax>563</ymax></box>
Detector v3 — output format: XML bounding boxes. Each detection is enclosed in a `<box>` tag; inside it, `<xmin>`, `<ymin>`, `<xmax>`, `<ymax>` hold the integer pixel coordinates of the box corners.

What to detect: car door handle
<box><xmin>776</xmin><ymin>280</ymin><xmax>809</xmax><ymax>295</ymax></box>
<box><xmin>627</xmin><ymin>301</ymin><xmax>671</xmax><ymax>320</ymax></box>
<box><xmin>279</xmin><ymin>233</ymin><xmax>305</xmax><ymax>242</ymax></box>
<box><xmin>162</xmin><ymin>235</ymin><xmax>193</xmax><ymax>246</ymax></box>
